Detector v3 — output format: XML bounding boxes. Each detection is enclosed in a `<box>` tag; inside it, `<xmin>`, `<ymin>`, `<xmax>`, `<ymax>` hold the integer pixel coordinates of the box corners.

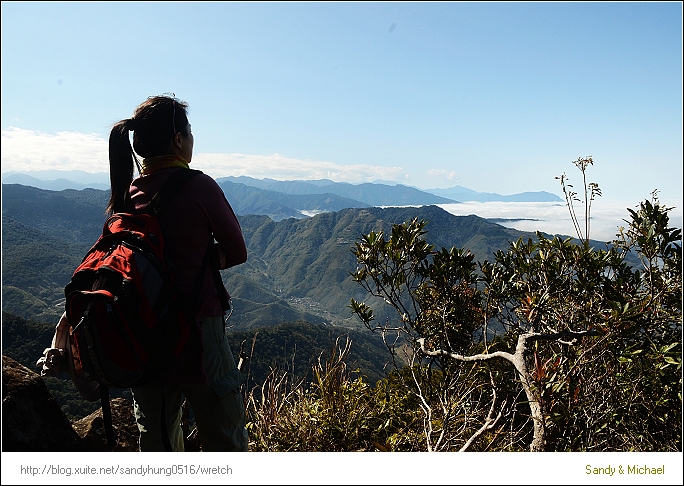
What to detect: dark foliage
<box><xmin>226</xmin><ymin>321</ymin><xmax>391</xmax><ymax>389</ymax></box>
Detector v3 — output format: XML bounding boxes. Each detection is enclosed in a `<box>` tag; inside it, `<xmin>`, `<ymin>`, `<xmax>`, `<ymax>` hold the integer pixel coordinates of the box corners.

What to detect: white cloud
<box><xmin>1</xmin><ymin>127</ymin><xmax>109</xmax><ymax>173</ymax></box>
<box><xmin>427</xmin><ymin>169</ymin><xmax>459</xmax><ymax>185</ymax></box>
<box><xmin>1</xmin><ymin>127</ymin><xmax>407</xmax><ymax>184</ymax></box>
<box><xmin>192</xmin><ymin>152</ymin><xmax>406</xmax><ymax>182</ymax></box>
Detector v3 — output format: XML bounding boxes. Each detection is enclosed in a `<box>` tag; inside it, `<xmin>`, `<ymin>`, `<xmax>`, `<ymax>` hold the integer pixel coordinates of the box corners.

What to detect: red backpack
<box><xmin>65</xmin><ymin>169</ymin><xmax>203</xmax><ymax>387</ymax></box>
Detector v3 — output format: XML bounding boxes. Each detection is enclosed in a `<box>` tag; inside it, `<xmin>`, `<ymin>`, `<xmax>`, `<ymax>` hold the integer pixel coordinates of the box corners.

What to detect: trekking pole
<box><xmin>237</xmin><ymin>339</ymin><xmax>250</xmax><ymax>406</ymax></box>
<box><xmin>237</xmin><ymin>339</ymin><xmax>249</xmax><ymax>373</ymax></box>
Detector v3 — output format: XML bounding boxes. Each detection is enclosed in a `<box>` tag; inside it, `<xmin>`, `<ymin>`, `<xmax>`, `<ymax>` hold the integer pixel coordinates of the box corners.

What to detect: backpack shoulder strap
<box><xmin>149</xmin><ymin>168</ymin><xmax>203</xmax><ymax>216</ymax></box>
<box><xmin>144</xmin><ymin>168</ymin><xmax>230</xmax><ymax>314</ymax></box>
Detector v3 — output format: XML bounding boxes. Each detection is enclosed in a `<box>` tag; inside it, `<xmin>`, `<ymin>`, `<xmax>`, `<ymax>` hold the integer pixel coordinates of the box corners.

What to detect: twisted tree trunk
<box><xmin>510</xmin><ymin>334</ymin><xmax>546</xmax><ymax>452</ymax></box>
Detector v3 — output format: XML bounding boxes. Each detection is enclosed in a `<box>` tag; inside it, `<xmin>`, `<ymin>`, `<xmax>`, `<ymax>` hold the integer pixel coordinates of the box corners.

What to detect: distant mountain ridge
<box><xmin>427</xmin><ymin>185</ymin><xmax>562</xmax><ymax>202</ymax></box>
<box><xmin>216</xmin><ymin>176</ymin><xmax>457</xmax><ymax>206</ymax></box>
<box><xmin>1</xmin><ymin>172</ymin><xmax>110</xmax><ymax>191</ymax></box>
<box><xmin>216</xmin><ymin>180</ymin><xmax>371</xmax><ymax>221</ymax></box>
<box><xmin>2</xmin><ymin>170</ymin><xmax>562</xmax><ymax>203</ymax></box>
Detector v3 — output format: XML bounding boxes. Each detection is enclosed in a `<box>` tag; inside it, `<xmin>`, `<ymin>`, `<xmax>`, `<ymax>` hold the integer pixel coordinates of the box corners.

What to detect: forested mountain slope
<box><xmin>3</xmin><ymin>183</ymin><xmax>534</xmax><ymax>329</ymax></box>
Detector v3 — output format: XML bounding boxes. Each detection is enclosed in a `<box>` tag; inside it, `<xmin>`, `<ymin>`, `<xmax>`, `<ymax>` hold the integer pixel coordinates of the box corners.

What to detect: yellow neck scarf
<box><xmin>141</xmin><ymin>155</ymin><xmax>190</xmax><ymax>175</ymax></box>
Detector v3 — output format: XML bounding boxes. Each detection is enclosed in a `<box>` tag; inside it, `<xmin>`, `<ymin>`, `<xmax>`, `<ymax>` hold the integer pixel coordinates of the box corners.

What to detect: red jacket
<box><xmin>129</xmin><ymin>167</ymin><xmax>247</xmax><ymax>383</ymax></box>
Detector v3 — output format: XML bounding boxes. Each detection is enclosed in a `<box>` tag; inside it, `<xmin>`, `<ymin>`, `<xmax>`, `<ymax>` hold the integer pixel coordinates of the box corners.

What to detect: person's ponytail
<box><xmin>106</xmin><ymin>95</ymin><xmax>189</xmax><ymax>214</ymax></box>
<box><xmin>106</xmin><ymin>119</ymin><xmax>139</xmax><ymax>215</ymax></box>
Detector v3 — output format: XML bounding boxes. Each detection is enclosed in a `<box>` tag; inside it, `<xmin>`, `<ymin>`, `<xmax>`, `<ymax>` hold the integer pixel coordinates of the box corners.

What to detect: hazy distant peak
<box><xmin>2</xmin><ymin>169</ymin><xmax>109</xmax><ymax>183</ymax></box>
<box><xmin>1</xmin><ymin>173</ymin><xmax>109</xmax><ymax>191</ymax></box>
<box><xmin>369</xmin><ymin>179</ymin><xmax>400</xmax><ymax>186</ymax></box>
<box><xmin>1</xmin><ymin>170</ymin><xmax>110</xmax><ymax>191</ymax></box>
<box><xmin>427</xmin><ymin>185</ymin><xmax>562</xmax><ymax>203</ymax></box>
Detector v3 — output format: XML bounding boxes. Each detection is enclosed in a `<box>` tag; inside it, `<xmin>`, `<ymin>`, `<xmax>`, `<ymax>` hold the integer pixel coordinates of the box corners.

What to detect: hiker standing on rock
<box><xmin>107</xmin><ymin>94</ymin><xmax>249</xmax><ymax>451</ymax></box>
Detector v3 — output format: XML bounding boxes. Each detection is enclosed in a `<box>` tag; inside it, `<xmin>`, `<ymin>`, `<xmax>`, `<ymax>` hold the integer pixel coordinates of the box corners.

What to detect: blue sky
<box><xmin>2</xmin><ymin>2</ymin><xmax>682</xmax><ymax>204</ymax></box>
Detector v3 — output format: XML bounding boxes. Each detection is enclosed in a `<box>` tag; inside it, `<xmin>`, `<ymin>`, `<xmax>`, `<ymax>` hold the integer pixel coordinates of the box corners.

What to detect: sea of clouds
<box><xmin>438</xmin><ymin>200</ymin><xmax>683</xmax><ymax>244</ymax></box>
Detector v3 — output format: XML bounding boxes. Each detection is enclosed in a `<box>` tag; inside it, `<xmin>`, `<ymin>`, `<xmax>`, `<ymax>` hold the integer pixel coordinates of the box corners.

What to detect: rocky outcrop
<box><xmin>2</xmin><ymin>355</ymin><xmax>205</xmax><ymax>452</ymax></box>
<box><xmin>2</xmin><ymin>355</ymin><xmax>138</xmax><ymax>452</ymax></box>
<box><xmin>72</xmin><ymin>398</ymin><xmax>140</xmax><ymax>451</ymax></box>
<box><xmin>3</xmin><ymin>355</ymin><xmax>83</xmax><ymax>451</ymax></box>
